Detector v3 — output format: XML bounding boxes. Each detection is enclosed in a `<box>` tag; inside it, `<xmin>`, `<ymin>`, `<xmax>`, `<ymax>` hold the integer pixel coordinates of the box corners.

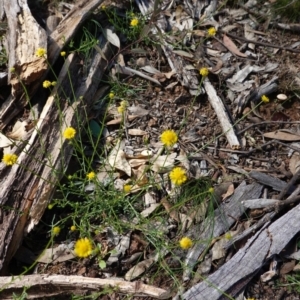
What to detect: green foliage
<box><xmin>271</xmin><ymin>0</ymin><xmax>300</xmax><ymax>22</ymax></box>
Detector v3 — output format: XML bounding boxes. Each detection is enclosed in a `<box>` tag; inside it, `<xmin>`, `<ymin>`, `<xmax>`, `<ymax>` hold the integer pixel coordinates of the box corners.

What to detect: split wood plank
<box><xmin>183</xmin><ymin>181</ymin><xmax>263</xmax><ymax>281</ymax></box>
<box><xmin>183</xmin><ymin>201</ymin><xmax>300</xmax><ymax>299</ymax></box>
<box><xmin>0</xmin><ymin>275</ymin><xmax>170</xmax><ymax>299</ymax></box>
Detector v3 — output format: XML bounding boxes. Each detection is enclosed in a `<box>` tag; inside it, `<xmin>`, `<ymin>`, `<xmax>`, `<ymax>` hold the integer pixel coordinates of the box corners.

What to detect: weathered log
<box><xmin>0</xmin><ymin>29</ymin><xmax>115</xmax><ymax>277</ymax></box>
<box><xmin>0</xmin><ymin>274</ymin><xmax>171</xmax><ymax>299</ymax></box>
<box><xmin>183</xmin><ymin>181</ymin><xmax>263</xmax><ymax>281</ymax></box>
<box><xmin>183</xmin><ymin>201</ymin><xmax>300</xmax><ymax>299</ymax></box>
<box><xmin>0</xmin><ymin>0</ymin><xmax>104</xmax><ymax>129</ymax></box>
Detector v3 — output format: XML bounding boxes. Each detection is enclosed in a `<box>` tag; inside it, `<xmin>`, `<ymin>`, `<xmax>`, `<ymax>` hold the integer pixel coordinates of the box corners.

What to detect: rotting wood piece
<box><xmin>0</xmin><ymin>274</ymin><xmax>171</xmax><ymax>299</ymax></box>
<box><xmin>0</xmin><ymin>0</ymin><xmax>104</xmax><ymax>130</ymax></box>
<box><xmin>183</xmin><ymin>201</ymin><xmax>300</xmax><ymax>299</ymax></box>
<box><xmin>0</xmin><ymin>37</ymin><xmax>116</xmax><ymax>275</ymax></box>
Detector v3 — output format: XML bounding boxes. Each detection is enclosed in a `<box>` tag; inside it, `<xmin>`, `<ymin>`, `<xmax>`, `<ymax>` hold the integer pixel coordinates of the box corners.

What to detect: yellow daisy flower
<box><xmin>169</xmin><ymin>167</ymin><xmax>187</xmax><ymax>186</ymax></box>
<box><xmin>43</xmin><ymin>80</ymin><xmax>52</xmax><ymax>88</ymax></box>
<box><xmin>200</xmin><ymin>67</ymin><xmax>209</xmax><ymax>77</ymax></box>
<box><xmin>63</xmin><ymin>127</ymin><xmax>76</xmax><ymax>139</ymax></box>
<box><xmin>160</xmin><ymin>130</ymin><xmax>178</xmax><ymax>147</ymax></box>
<box><xmin>52</xmin><ymin>226</ymin><xmax>61</xmax><ymax>236</ymax></box>
<box><xmin>208</xmin><ymin>187</ymin><xmax>214</xmax><ymax>194</ymax></box>
<box><xmin>2</xmin><ymin>153</ymin><xmax>18</xmax><ymax>166</ymax></box>
<box><xmin>108</xmin><ymin>92</ymin><xmax>114</xmax><ymax>99</ymax></box>
<box><xmin>123</xmin><ymin>184</ymin><xmax>132</xmax><ymax>193</ymax></box>
<box><xmin>130</xmin><ymin>18</ymin><xmax>139</xmax><ymax>27</ymax></box>
<box><xmin>60</xmin><ymin>51</ymin><xmax>66</xmax><ymax>57</ymax></box>
<box><xmin>207</xmin><ymin>27</ymin><xmax>217</xmax><ymax>37</ymax></box>
<box><xmin>261</xmin><ymin>95</ymin><xmax>269</xmax><ymax>103</ymax></box>
<box><xmin>70</xmin><ymin>225</ymin><xmax>76</xmax><ymax>231</ymax></box>
<box><xmin>74</xmin><ymin>238</ymin><xmax>93</xmax><ymax>258</ymax></box>
<box><xmin>36</xmin><ymin>48</ymin><xmax>46</xmax><ymax>57</ymax></box>
<box><xmin>179</xmin><ymin>237</ymin><xmax>193</xmax><ymax>250</ymax></box>
<box><xmin>87</xmin><ymin>171</ymin><xmax>96</xmax><ymax>180</ymax></box>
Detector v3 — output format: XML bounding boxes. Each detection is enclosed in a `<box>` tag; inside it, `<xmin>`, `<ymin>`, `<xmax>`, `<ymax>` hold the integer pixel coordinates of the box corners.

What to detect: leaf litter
<box><xmin>6</xmin><ymin>0</ymin><xmax>300</xmax><ymax>299</ymax></box>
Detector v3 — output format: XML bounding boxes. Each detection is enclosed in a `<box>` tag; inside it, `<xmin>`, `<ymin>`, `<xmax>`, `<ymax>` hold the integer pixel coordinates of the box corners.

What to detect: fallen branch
<box><xmin>203</xmin><ymin>78</ymin><xmax>241</xmax><ymax>149</ymax></box>
<box><xmin>0</xmin><ymin>275</ymin><xmax>170</xmax><ymax>299</ymax></box>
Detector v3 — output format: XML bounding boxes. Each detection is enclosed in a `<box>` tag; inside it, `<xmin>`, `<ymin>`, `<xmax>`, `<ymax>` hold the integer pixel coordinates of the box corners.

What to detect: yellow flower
<box><xmin>208</xmin><ymin>187</ymin><xmax>214</xmax><ymax>194</ymax></box>
<box><xmin>48</xmin><ymin>203</ymin><xmax>55</xmax><ymax>210</ymax></box>
<box><xmin>36</xmin><ymin>47</ymin><xmax>46</xmax><ymax>57</ymax></box>
<box><xmin>52</xmin><ymin>226</ymin><xmax>61</xmax><ymax>236</ymax></box>
<box><xmin>130</xmin><ymin>18</ymin><xmax>139</xmax><ymax>27</ymax></box>
<box><xmin>63</xmin><ymin>127</ymin><xmax>76</xmax><ymax>139</ymax></box>
<box><xmin>51</xmin><ymin>81</ymin><xmax>57</xmax><ymax>86</ymax></box>
<box><xmin>60</xmin><ymin>51</ymin><xmax>66</xmax><ymax>57</ymax></box>
<box><xmin>74</xmin><ymin>238</ymin><xmax>93</xmax><ymax>258</ymax></box>
<box><xmin>43</xmin><ymin>80</ymin><xmax>52</xmax><ymax>88</ymax></box>
<box><xmin>200</xmin><ymin>67</ymin><xmax>209</xmax><ymax>77</ymax></box>
<box><xmin>261</xmin><ymin>95</ymin><xmax>269</xmax><ymax>103</ymax></box>
<box><xmin>225</xmin><ymin>232</ymin><xmax>232</xmax><ymax>240</ymax></box>
<box><xmin>123</xmin><ymin>184</ymin><xmax>132</xmax><ymax>193</ymax></box>
<box><xmin>2</xmin><ymin>153</ymin><xmax>18</xmax><ymax>166</ymax></box>
<box><xmin>87</xmin><ymin>171</ymin><xmax>96</xmax><ymax>180</ymax></box>
<box><xmin>207</xmin><ymin>27</ymin><xmax>217</xmax><ymax>37</ymax></box>
<box><xmin>101</xmin><ymin>5</ymin><xmax>106</xmax><ymax>10</ymax></box>
<box><xmin>117</xmin><ymin>105</ymin><xmax>125</xmax><ymax>114</ymax></box>
<box><xmin>70</xmin><ymin>225</ymin><xmax>76</xmax><ymax>231</ymax></box>
<box><xmin>179</xmin><ymin>237</ymin><xmax>193</xmax><ymax>250</ymax></box>
<box><xmin>169</xmin><ymin>167</ymin><xmax>187</xmax><ymax>186</ymax></box>
<box><xmin>108</xmin><ymin>92</ymin><xmax>114</xmax><ymax>99</ymax></box>
<box><xmin>160</xmin><ymin>130</ymin><xmax>178</xmax><ymax>147</ymax></box>
<box><xmin>117</xmin><ymin>100</ymin><xmax>128</xmax><ymax>114</ymax></box>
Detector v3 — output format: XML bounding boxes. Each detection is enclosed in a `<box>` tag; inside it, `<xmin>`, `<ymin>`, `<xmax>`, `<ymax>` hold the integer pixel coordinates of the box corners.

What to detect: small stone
<box><xmin>277</xmin><ymin>94</ymin><xmax>287</xmax><ymax>101</ymax></box>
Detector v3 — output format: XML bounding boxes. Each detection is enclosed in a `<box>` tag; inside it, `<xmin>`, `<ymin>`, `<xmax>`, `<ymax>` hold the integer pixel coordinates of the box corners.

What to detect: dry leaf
<box><xmin>108</xmin><ymin>141</ymin><xmax>131</xmax><ymax>176</ymax></box>
<box><xmin>128</xmin><ymin>129</ymin><xmax>147</xmax><ymax>136</ymax></box>
<box><xmin>223</xmin><ymin>34</ymin><xmax>248</xmax><ymax>57</ymax></box>
<box><xmin>150</xmin><ymin>153</ymin><xmax>177</xmax><ymax>173</ymax></box>
<box><xmin>7</xmin><ymin>120</ymin><xmax>28</xmax><ymax>140</ymax></box>
<box><xmin>289</xmin><ymin>152</ymin><xmax>300</xmax><ymax>175</ymax></box>
<box><xmin>264</xmin><ymin>131</ymin><xmax>300</xmax><ymax>141</ymax></box>
<box><xmin>103</xmin><ymin>28</ymin><xmax>120</xmax><ymax>48</ymax></box>
<box><xmin>222</xmin><ymin>184</ymin><xmax>235</xmax><ymax>200</ymax></box>
<box><xmin>0</xmin><ymin>132</ymin><xmax>14</xmax><ymax>148</ymax></box>
<box><xmin>106</xmin><ymin>115</ymin><xmax>138</xmax><ymax>125</ymax></box>
<box><xmin>133</xmin><ymin>164</ymin><xmax>148</xmax><ymax>186</ymax></box>
<box><xmin>128</xmin><ymin>158</ymin><xmax>147</xmax><ymax>168</ymax></box>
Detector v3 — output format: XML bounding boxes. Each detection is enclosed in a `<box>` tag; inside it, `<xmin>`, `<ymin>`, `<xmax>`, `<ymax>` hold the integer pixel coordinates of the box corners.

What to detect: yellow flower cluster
<box><xmin>87</xmin><ymin>171</ymin><xmax>96</xmax><ymax>180</ymax></box>
<box><xmin>179</xmin><ymin>237</ymin><xmax>193</xmax><ymax>249</ymax></box>
<box><xmin>43</xmin><ymin>80</ymin><xmax>56</xmax><ymax>88</ymax></box>
<box><xmin>200</xmin><ymin>67</ymin><xmax>209</xmax><ymax>77</ymax></box>
<box><xmin>74</xmin><ymin>238</ymin><xmax>93</xmax><ymax>258</ymax></box>
<box><xmin>169</xmin><ymin>167</ymin><xmax>187</xmax><ymax>186</ymax></box>
<box><xmin>160</xmin><ymin>130</ymin><xmax>178</xmax><ymax>147</ymax></box>
<box><xmin>130</xmin><ymin>18</ymin><xmax>139</xmax><ymax>27</ymax></box>
<box><xmin>207</xmin><ymin>27</ymin><xmax>217</xmax><ymax>37</ymax></box>
<box><xmin>36</xmin><ymin>47</ymin><xmax>46</xmax><ymax>57</ymax></box>
<box><xmin>117</xmin><ymin>100</ymin><xmax>128</xmax><ymax>114</ymax></box>
<box><xmin>2</xmin><ymin>153</ymin><xmax>18</xmax><ymax>166</ymax></box>
<box><xmin>63</xmin><ymin>127</ymin><xmax>76</xmax><ymax>139</ymax></box>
